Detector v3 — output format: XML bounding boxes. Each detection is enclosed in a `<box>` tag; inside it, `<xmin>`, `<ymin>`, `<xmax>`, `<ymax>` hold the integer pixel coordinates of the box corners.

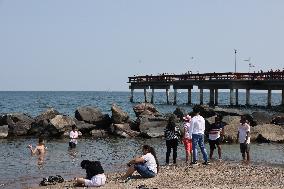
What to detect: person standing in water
<box><xmin>28</xmin><ymin>137</ymin><xmax>46</xmax><ymax>165</ymax></box>
<box><xmin>69</xmin><ymin>125</ymin><xmax>79</xmax><ymax>148</ymax></box>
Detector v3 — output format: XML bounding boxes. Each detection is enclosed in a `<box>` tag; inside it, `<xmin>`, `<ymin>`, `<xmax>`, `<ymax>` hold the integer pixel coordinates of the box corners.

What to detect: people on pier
<box><xmin>122</xmin><ymin>145</ymin><xmax>159</xmax><ymax>181</ymax></box>
<box><xmin>75</xmin><ymin>160</ymin><xmax>106</xmax><ymax>187</ymax></box>
<box><xmin>164</xmin><ymin>115</ymin><xmax>181</xmax><ymax>165</ymax></box>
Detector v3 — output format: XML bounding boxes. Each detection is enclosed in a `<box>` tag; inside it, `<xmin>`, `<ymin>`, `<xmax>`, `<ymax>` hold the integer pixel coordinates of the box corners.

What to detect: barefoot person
<box><xmin>182</xmin><ymin>114</ymin><xmax>192</xmax><ymax>163</ymax></box>
<box><xmin>208</xmin><ymin>115</ymin><xmax>225</xmax><ymax>160</ymax></box>
<box><xmin>69</xmin><ymin>125</ymin><xmax>79</xmax><ymax>148</ymax></box>
<box><xmin>75</xmin><ymin>160</ymin><xmax>106</xmax><ymax>187</ymax></box>
<box><xmin>237</xmin><ymin>116</ymin><xmax>251</xmax><ymax>163</ymax></box>
<box><xmin>28</xmin><ymin>137</ymin><xmax>46</xmax><ymax>165</ymax></box>
<box><xmin>122</xmin><ymin>145</ymin><xmax>159</xmax><ymax>181</ymax></box>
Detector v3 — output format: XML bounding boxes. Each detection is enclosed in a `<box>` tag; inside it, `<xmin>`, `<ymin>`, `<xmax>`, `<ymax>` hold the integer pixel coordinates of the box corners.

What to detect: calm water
<box><xmin>0</xmin><ymin>91</ymin><xmax>283</xmax><ymax>188</ymax></box>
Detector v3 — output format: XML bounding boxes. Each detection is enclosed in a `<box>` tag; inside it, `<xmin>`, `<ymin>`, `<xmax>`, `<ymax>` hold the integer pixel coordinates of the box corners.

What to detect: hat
<box><xmin>183</xmin><ymin>115</ymin><xmax>191</xmax><ymax>121</ymax></box>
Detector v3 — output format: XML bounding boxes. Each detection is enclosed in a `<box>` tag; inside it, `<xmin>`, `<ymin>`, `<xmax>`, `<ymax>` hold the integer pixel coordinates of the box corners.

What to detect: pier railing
<box><xmin>128</xmin><ymin>72</ymin><xmax>284</xmax><ymax>83</ymax></box>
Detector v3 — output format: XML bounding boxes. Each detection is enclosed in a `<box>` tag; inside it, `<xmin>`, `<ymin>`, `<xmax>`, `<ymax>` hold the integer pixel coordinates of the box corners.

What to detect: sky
<box><xmin>0</xmin><ymin>0</ymin><xmax>284</xmax><ymax>91</ymax></box>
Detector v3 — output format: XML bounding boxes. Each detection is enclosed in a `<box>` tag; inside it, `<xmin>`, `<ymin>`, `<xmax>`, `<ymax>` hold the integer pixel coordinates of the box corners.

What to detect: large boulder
<box><xmin>222</xmin><ymin>116</ymin><xmax>241</xmax><ymax>143</ymax></box>
<box><xmin>75</xmin><ymin>106</ymin><xmax>111</xmax><ymax>128</ymax></box>
<box><xmin>110</xmin><ymin>123</ymin><xmax>140</xmax><ymax>138</ymax></box>
<box><xmin>271</xmin><ymin>116</ymin><xmax>284</xmax><ymax>125</ymax></box>
<box><xmin>42</xmin><ymin>115</ymin><xmax>76</xmax><ymax>136</ymax></box>
<box><xmin>90</xmin><ymin>129</ymin><xmax>108</xmax><ymax>138</ymax></box>
<box><xmin>0</xmin><ymin>113</ymin><xmax>7</xmax><ymax>126</ymax></box>
<box><xmin>138</xmin><ymin>115</ymin><xmax>167</xmax><ymax>138</ymax></box>
<box><xmin>6</xmin><ymin>113</ymin><xmax>34</xmax><ymax>136</ymax></box>
<box><xmin>252</xmin><ymin>124</ymin><xmax>284</xmax><ymax>143</ymax></box>
<box><xmin>34</xmin><ymin>108</ymin><xmax>60</xmax><ymax>122</ymax></box>
<box><xmin>29</xmin><ymin>108</ymin><xmax>61</xmax><ymax>136</ymax></box>
<box><xmin>111</xmin><ymin>104</ymin><xmax>129</xmax><ymax>124</ymax></box>
<box><xmin>75</xmin><ymin>120</ymin><xmax>98</xmax><ymax>135</ymax></box>
<box><xmin>193</xmin><ymin>105</ymin><xmax>216</xmax><ymax>118</ymax></box>
<box><xmin>0</xmin><ymin>125</ymin><xmax>8</xmax><ymax>138</ymax></box>
<box><xmin>251</xmin><ymin>112</ymin><xmax>272</xmax><ymax>125</ymax></box>
<box><xmin>133</xmin><ymin>103</ymin><xmax>160</xmax><ymax>117</ymax></box>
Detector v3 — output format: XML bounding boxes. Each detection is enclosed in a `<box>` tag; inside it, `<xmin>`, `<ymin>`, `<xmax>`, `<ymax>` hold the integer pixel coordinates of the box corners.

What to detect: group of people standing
<box><xmin>164</xmin><ymin>106</ymin><xmax>251</xmax><ymax>166</ymax></box>
<box><xmin>27</xmin><ymin>107</ymin><xmax>251</xmax><ymax>187</ymax></box>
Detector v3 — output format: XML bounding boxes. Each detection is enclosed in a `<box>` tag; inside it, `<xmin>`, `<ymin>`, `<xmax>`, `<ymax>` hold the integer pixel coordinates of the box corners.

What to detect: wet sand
<box><xmin>31</xmin><ymin>160</ymin><xmax>284</xmax><ymax>189</ymax></box>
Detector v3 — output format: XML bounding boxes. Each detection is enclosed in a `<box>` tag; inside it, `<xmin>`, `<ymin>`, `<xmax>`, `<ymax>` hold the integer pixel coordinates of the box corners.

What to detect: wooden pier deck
<box><xmin>128</xmin><ymin>71</ymin><xmax>284</xmax><ymax>106</ymax></box>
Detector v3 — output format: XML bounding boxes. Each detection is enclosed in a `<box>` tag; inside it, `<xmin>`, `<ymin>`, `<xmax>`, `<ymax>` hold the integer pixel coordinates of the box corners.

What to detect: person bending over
<box><xmin>75</xmin><ymin>160</ymin><xmax>106</xmax><ymax>187</ymax></box>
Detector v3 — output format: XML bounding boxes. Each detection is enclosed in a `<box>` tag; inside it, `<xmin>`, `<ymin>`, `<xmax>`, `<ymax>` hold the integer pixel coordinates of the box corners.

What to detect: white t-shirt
<box><xmin>238</xmin><ymin>123</ymin><xmax>250</xmax><ymax>144</ymax></box>
<box><xmin>142</xmin><ymin>153</ymin><xmax>157</xmax><ymax>174</ymax></box>
<box><xmin>183</xmin><ymin>122</ymin><xmax>191</xmax><ymax>139</ymax></box>
<box><xmin>189</xmin><ymin>115</ymin><xmax>205</xmax><ymax>135</ymax></box>
<box><xmin>69</xmin><ymin>130</ymin><xmax>78</xmax><ymax>144</ymax></box>
<box><xmin>84</xmin><ymin>173</ymin><xmax>106</xmax><ymax>187</ymax></box>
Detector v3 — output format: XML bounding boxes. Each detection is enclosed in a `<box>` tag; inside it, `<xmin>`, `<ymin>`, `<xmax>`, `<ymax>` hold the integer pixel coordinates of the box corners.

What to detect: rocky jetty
<box><xmin>0</xmin><ymin>103</ymin><xmax>284</xmax><ymax>143</ymax></box>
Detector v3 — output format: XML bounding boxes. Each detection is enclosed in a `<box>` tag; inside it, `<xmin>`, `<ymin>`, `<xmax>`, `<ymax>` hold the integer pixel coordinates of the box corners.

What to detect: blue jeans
<box><xmin>192</xmin><ymin>134</ymin><xmax>208</xmax><ymax>162</ymax></box>
<box><xmin>134</xmin><ymin>163</ymin><xmax>156</xmax><ymax>178</ymax></box>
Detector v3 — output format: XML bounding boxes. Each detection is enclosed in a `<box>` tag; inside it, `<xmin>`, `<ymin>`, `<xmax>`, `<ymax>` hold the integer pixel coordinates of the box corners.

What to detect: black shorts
<box><xmin>69</xmin><ymin>142</ymin><xmax>76</xmax><ymax>148</ymax></box>
<box><xmin>208</xmin><ymin>138</ymin><xmax>221</xmax><ymax>150</ymax></box>
<box><xmin>240</xmin><ymin>143</ymin><xmax>250</xmax><ymax>153</ymax></box>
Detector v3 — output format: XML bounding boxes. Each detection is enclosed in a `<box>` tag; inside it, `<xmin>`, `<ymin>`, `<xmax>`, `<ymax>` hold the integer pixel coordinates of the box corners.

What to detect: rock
<box><xmin>271</xmin><ymin>116</ymin><xmax>284</xmax><ymax>125</ymax></box>
<box><xmin>251</xmin><ymin>112</ymin><xmax>272</xmax><ymax>125</ymax></box>
<box><xmin>111</xmin><ymin>123</ymin><xmax>140</xmax><ymax>138</ymax></box>
<box><xmin>75</xmin><ymin>121</ymin><xmax>97</xmax><ymax>135</ymax></box>
<box><xmin>111</xmin><ymin>104</ymin><xmax>129</xmax><ymax>124</ymax></box>
<box><xmin>75</xmin><ymin>106</ymin><xmax>111</xmax><ymax>128</ymax></box>
<box><xmin>0</xmin><ymin>113</ymin><xmax>7</xmax><ymax>126</ymax></box>
<box><xmin>133</xmin><ymin>103</ymin><xmax>160</xmax><ymax>117</ymax></box>
<box><xmin>193</xmin><ymin>105</ymin><xmax>216</xmax><ymax>118</ymax></box>
<box><xmin>0</xmin><ymin>125</ymin><xmax>8</xmax><ymax>138</ymax></box>
<box><xmin>253</xmin><ymin>124</ymin><xmax>284</xmax><ymax>143</ymax></box>
<box><xmin>6</xmin><ymin>113</ymin><xmax>34</xmax><ymax>136</ymax></box>
<box><xmin>222</xmin><ymin>116</ymin><xmax>241</xmax><ymax>143</ymax></box>
<box><xmin>139</xmin><ymin>116</ymin><xmax>167</xmax><ymax>138</ymax></box>
<box><xmin>49</xmin><ymin>115</ymin><xmax>76</xmax><ymax>135</ymax></box>
<box><xmin>90</xmin><ymin>129</ymin><xmax>108</xmax><ymax>138</ymax></box>
<box><xmin>173</xmin><ymin>107</ymin><xmax>186</xmax><ymax>121</ymax></box>
<box><xmin>34</xmin><ymin>108</ymin><xmax>60</xmax><ymax>121</ymax></box>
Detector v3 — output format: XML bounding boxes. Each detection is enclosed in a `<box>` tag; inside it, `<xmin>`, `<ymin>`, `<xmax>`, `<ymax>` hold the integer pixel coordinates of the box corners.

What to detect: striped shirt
<box><xmin>208</xmin><ymin>123</ymin><xmax>225</xmax><ymax>140</ymax></box>
<box><xmin>164</xmin><ymin>127</ymin><xmax>181</xmax><ymax>140</ymax></box>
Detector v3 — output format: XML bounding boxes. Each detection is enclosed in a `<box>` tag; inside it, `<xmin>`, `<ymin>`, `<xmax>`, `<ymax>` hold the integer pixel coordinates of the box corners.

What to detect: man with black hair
<box><xmin>189</xmin><ymin>106</ymin><xmax>209</xmax><ymax>165</ymax></box>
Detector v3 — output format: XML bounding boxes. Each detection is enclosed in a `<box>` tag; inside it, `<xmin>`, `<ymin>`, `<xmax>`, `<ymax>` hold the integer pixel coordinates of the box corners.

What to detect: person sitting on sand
<box><xmin>69</xmin><ymin>125</ymin><xmax>79</xmax><ymax>148</ymax></box>
<box><xmin>237</xmin><ymin>116</ymin><xmax>251</xmax><ymax>163</ymax></box>
<box><xmin>28</xmin><ymin>137</ymin><xmax>46</xmax><ymax>165</ymax></box>
<box><xmin>122</xmin><ymin>145</ymin><xmax>159</xmax><ymax>181</ymax></box>
<box><xmin>182</xmin><ymin>114</ymin><xmax>192</xmax><ymax>163</ymax></box>
<box><xmin>75</xmin><ymin>160</ymin><xmax>106</xmax><ymax>187</ymax></box>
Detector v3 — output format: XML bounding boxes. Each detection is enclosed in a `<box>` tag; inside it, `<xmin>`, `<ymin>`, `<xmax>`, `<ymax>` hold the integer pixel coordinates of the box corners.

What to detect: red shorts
<box><xmin>183</xmin><ymin>138</ymin><xmax>192</xmax><ymax>152</ymax></box>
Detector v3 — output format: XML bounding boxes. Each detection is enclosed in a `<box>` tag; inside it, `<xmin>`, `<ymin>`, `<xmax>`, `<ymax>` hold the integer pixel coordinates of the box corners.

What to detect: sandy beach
<box><xmin>31</xmin><ymin>160</ymin><xmax>284</xmax><ymax>189</ymax></box>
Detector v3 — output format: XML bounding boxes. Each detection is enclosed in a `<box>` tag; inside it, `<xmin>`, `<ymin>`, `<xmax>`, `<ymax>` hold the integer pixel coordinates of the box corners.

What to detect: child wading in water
<box><xmin>182</xmin><ymin>115</ymin><xmax>192</xmax><ymax>163</ymax></box>
<box><xmin>237</xmin><ymin>116</ymin><xmax>251</xmax><ymax>163</ymax></box>
<box><xmin>28</xmin><ymin>137</ymin><xmax>46</xmax><ymax>165</ymax></box>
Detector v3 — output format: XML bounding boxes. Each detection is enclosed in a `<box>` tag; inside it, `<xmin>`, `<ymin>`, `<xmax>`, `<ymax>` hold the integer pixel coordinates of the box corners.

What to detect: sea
<box><xmin>0</xmin><ymin>91</ymin><xmax>283</xmax><ymax>188</ymax></box>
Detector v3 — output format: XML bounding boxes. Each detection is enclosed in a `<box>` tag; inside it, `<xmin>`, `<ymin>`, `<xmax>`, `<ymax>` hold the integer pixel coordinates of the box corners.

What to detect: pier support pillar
<box><xmin>144</xmin><ymin>88</ymin><xmax>147</xmax><ymax>103</ymax></box>
<box><xmin>235</xmin><ymin>89</ymin><xmax>239</xmax><ymax>106</ymax></box>
<box><xmin>215</xmin><ymin>89</ymin><xmax>218</xmax><ymax>106</ymax></box>
<box><xmin>151</xmin><ymin>88</ymin><xmax>155</xmax><ymax>104</ymax></box>
<box><xmin>209</xmin><ymin>89</ymin><xmax>214</xmax><ymax>106</ymax></box>
<box><xmin>130</xmin><ymin>88</ymin><xmax>134</xmax><ymax>103</ymax></box>
<box><xmin>200</xmin><ymin>88</ymin><xmax>204</xmax><ymax>105</ymax></box>
<box><xmin>282</xmin><ymin>89</ymin><xmax>284</xmax><ymax>106</ymax></box>
<box><xmin>173</xmin><ymin>89</ymin><xmax>177</xmax><ymax>105</ymax></box>
<box><xmin>187</xmin><ymin>88</ymin><xmax>192</xmax><ymax>105</ymax></box>
<box><xmin>246</xmin><ymin>89</ymin><xmax>250</xmax><ymax>106</ymax></box>
<box><xmin>230</xmin><ymin>89</ymin><xmax>234</xmax><ymax>106</ymax></box>
<box><xmin>166</xmin><ymin>88</ymin><xmax>169</xmax><ymax>105</ymax></box>
<box><xmin>267</xmin><ymin>89</ymin><xmax>272</xmax><ymax>107</ymax></box>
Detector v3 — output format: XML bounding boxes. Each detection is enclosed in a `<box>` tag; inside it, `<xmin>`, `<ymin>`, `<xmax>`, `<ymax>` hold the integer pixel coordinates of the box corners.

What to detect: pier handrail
<box><xmin>128</xmin><ymin>71</ymin><xmax>284</xmax><ymax>83</ymax></box>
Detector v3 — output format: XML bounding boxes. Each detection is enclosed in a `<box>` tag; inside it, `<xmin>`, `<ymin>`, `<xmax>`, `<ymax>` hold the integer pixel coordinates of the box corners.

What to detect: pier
<box><xmin>128</xmin><ymin>71</ymin><xmax>284</xmax><ymax>107</ymax></box>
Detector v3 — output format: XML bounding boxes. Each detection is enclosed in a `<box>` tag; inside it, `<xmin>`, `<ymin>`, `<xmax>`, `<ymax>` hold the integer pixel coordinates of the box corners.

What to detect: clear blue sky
<box><xmin>0</xmin><ymin>0</ymin><xmax>283</xmax><ymax>91</ymax></box>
